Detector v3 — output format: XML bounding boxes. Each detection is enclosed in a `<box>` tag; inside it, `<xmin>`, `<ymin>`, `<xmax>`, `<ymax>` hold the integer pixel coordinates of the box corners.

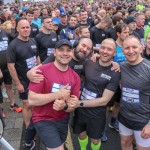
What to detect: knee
<box><xmin>23</xmin><ymin>101</ymin><xmax>31</xmax><ymax>108</ymax></box>
<box><xmin>79</xmin><ymin>132</ymin><xmax>87</xmax><ymax>139</ymax></box>
<box><xmin>121</xmin><ymin>138</ymin><xmax>133</xmax><ymax>147</ymax></box>
<box><xmin>91</xmin><ymin>139</ymin><xmax>100</xmax><ymax>145</ymax></box>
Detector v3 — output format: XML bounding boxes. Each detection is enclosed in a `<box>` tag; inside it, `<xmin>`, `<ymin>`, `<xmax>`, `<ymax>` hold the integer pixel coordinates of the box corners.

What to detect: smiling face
<box><xmin>74</xmin><ymin>38</ymin><xmax>93</xmax><ymax>61</ymax></box>
<box><xmin>99</xmin><ymin>39</ymin><xmax>116</xmax><ymax>65</ymax></box>
<box><xmin>54</xmin><ymin>45</ymin><xmax>73</xmax><ymax>65</ymax></box>
<box><xmin>123</xmin><ymin>36</ymin><xmax>143</xmax><ymax>65</ymax></box>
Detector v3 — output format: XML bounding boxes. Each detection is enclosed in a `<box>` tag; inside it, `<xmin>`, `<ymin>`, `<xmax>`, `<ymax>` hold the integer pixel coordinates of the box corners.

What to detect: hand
<box><xmin>91</xmin><ymin>53</ymin><xmax>100</xmax><ymax>62</ymax></box>
<box><xmin>69</xmin><ymin>32</ymin><xmax>73</xmax><ymax>39</ymax></box>
<box><xmin>53</xmin><ymin>99</ymin><xmax>66</xmax><ymax>111</ymax></box>
<box><xmin>66</xmin><ymin>95</ymin><xmax>79</xmax><ymax>109</ymax></box>
<box><xmin>27</xmin><ymin>65</ymin><xmax>44</xmax><ymax>83</ymax></box>
<box><xmin>141</xmin><ymin>124</ymin><xmax>150</xmax><ymax>139</ymax></box>
<box><xmin>16</xmin><ymin>83</ymin><xmax>24</xmax><ymax>93</ymax></box>
<box><xmin>0</xmin><ymin>69</ymin><xmax>3</xmax><ymax>78</ymax></box>
<box><xmin>58</xmin><ymin>85</ymin><xmax>71</xmax><ymax>100</ymax></box>
<box><xmin>111</xmin><ymin>61</ymin><xmax>120</xmax><ymax>72</ymax></box>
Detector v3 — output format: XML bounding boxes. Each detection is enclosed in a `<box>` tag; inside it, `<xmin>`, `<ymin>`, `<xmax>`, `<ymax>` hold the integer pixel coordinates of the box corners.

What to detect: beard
<box><xmin>74</xmin><ymin>48</ymin><xmax>87</xmax><ymax>61</ymax></box>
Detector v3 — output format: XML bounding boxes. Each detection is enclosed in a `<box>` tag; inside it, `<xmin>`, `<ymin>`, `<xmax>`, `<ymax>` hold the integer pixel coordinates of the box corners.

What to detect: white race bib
<box><xmin>47</xmin><ymin>48</ymin><xmax>54</xmax><ymax>56</ymax></box>
<box><xmin>51</xmin><ymin>83</ymin><xmax>71</xmax><ymax>93</ymax></box>
<box><xmin>122</xmin><ymin>87</ymin><xmax>140</xmax><ymax>103</ymax></box>
<box><xmin>80</xmin><ymin>88</ymin><xmax>97</xmax><ymax>100</ymax></box>
<box><xmin>26</xmin><ymin>56</ymin><xmax>37</xmax><ymax>69</ymax></box>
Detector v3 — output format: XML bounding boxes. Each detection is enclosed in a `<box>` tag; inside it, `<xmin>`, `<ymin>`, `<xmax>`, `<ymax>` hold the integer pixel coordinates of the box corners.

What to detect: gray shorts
<box><xmin>34</xmin><ymin>117</ymin><xmax>69</xmax><ymax>148</ymax></box>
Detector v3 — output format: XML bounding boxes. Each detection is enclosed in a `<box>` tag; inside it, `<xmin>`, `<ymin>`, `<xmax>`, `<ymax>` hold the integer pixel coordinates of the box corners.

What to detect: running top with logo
<box><xmin>28</xmin><ymin>62</ymin><xmax>80</xmax><ymax>123</ymax></box>
<box><xmin>42</xmin><ymin>53</ymin><xmax>85</xmax><ymax>77</ymax></box>
<box><xmin>119</xmin><ymin>59</ymin><xmax>150</xmax><ymax>130</ymax></box>
<box><xmin>77</xmin><ymin>60</ymin><xmax>120</xmax><ymax>119</ymax></box>
<box><xmin>0</xmin><ymin>30</ymin><xmax>9</xmax><ymax>68</ymax></box>
<box><xmin>30</xmin><ymin>23</ymin><xmax>39</xmax><ymax>38</ymax></box>
<box><xmin>35</xmin><ymin>32</ymin><xmax>57</xmax><ymax>62</ymax></box>
<box><xmin>6</xmin><ymin>38</ymin><xmax>38</xmax><ymax>89</ymax></box>
<box><xmin>113</xmin><ymin>45</ymin><xmax>126</xmax><ymax>65</ymax></box>
<box><xmin>90</xmin><ymin>26</ymin><xmax>108</xmax><ymax>47</ymax></box>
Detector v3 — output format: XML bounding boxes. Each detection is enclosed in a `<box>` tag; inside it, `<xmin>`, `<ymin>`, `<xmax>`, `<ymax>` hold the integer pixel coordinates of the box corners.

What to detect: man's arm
<box><xmin>77</xmin><ymin>89</ymin><xmax>115</xmax><ymax>107</ymax></box>
<box><xmin>28</xmin><ymin>85</ymin><xmax>71</xmax><ymax>106</ymax></box>
<box><xmin>7</xmin><ymin>63</ymin><xmax>24</xmax><ymax>93</ymax></box>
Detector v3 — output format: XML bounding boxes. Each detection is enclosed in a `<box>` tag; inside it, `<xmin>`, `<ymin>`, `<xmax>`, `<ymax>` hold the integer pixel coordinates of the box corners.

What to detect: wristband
<box><xmin>63</xmin><ymin>104</ymin><xmax>68</xmax><ymax>110</ymax></box>
<box><xmin>147</xmin><ymin>121</ymin><xmax>150</xmax><ymax>125</ymax></box>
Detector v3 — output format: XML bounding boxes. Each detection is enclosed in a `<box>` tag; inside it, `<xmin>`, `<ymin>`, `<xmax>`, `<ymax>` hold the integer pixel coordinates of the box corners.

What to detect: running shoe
<box><xmin>109</xmin><ymin>120</ymin><xmax>119</xmax><ymax>131</ymax></box>
<box><xmin>24</xmin><ymin>140</ymin><xmax>35</xmax><ymax>150</ymax></box>
<box><xmin>101</xmin><ymin>132</ymin><xmax>107</xmax><ymax>142</ymax></box>
<box><xmin>10</xmin><ymin>103</ymin><xmax>23</xmax><ymax>113</ymax></box>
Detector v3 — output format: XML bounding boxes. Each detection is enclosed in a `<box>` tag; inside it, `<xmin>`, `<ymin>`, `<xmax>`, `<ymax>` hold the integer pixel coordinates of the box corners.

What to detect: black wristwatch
<box><xmin>80</xmin><ymin>102</ymin><xmax>84</xmax><ymax>107</ymax></box>
<box><xmin>63</xmin><ymin>104</ymin><xmax>68</xmax><ymax>110</ymax></box>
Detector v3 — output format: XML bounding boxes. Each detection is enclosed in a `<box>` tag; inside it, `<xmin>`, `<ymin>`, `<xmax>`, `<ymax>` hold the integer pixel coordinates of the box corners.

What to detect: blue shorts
<box><xmin>34</xmin><ymin>117</ymin><xmax>69</xmax><ymax>148</ymax></box>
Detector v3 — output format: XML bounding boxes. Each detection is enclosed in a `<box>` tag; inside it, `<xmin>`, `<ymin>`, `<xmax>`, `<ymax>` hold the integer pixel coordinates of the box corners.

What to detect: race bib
<box><xmin>80</xmin><ymin>88</ymin><xmax>97</xmax><ymax>100</ymax></box>
<box><xmin>51</xmin><ymin>83</ymin><xmax>71</xmax><ymax>93</ymax></box>
<box><xmin>26</xmin><ymin>56</ymin><xmax>37</xmax><ymax>69</ymax></box>
<box><xmin>47</xmin><ymin>48</ymin><xmax>54</xmax><ymax>56</ymax></box>
<box><xmin>0</xmin><ymin>41</ymin><xmax>8</xmax><ymax>52</ymax></box>
<box><xmin>122</xmin><ymin>87</ymin><xmax>140</xmax><ymax>104</ymax></box>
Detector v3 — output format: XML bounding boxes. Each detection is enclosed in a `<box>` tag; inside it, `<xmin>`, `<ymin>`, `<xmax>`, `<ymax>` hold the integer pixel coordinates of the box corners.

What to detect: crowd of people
<box><xmin>0</xmin><ymin>0</ymin><xmax>150</xmax><ymax>150</ymax></box>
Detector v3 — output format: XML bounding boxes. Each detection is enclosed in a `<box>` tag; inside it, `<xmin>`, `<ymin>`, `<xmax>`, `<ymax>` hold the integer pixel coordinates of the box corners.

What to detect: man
<box><xmin>125</xmin><ymin>16</ymin><xmax>140</xmax><ymax>39</ymax></box>
<box><xmin>7</xmin><ymin>18</ymin><xmax>40</xmax><ymax>130</ymax></box>
<box><xmin>72</xmin><ymin>39</ymin><xmax>120</xmax><ymax>150</ymax></box>
<box><xmin>0</xmin><ymin>28</ymin><xmax>22</xmax><ymax>113</ymax></box>
<box><xmin>28</xmin><ymin>39</ymin><xmax>80</xmax><ymax>150</ymax></box>
<box><xmin>35</xmin><ymin>16</ymin><xmax>57</xmax><ymax>62</ymax></box>
<box><xmin>60</xmin><ymin>15</ymin><xmax>77</xmax><ymax>43</ymax></box>
<box><xmin>52</xmin><ymin>9</ymin><xmax>61</xmax><ymax>25</ymax></box>
<box><xmin>57</xmin><ymin>12</ymin><xmax>68</xmax><ymax>36</ymax></box>
<box><xmin>119</xmin><ymin>35</ymin><xmax>150</xmax><ymax>150</ymax></box>
<box><xmin>90</xmin><ymin>16</ymin><xmax>112</xmax><ymax>51</ymax></box>
<box><xmin>26</xmin><ymin>10</ymin><xmax>39</xmax><ymax>38</ymax></box>
<box><xmin>134</xmin><ymin>12</ymin><xmax>145</xmax><ymax>45</ymax></box>
<box><xmin>32</xmin><ymin>8</ymin><xmax>42</xmax><ymax>29</ymax></box>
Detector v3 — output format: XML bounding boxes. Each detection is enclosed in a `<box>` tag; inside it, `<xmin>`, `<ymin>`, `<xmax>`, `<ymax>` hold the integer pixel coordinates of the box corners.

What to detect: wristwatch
<box><xmin>63</xmin><ymin>104</ymin><xmax>68</xmax><ymax>110</ymax></box>
<box><xmin>80</xmin><ymin>102</ymin><xmax>84</xmax><ymax>107</ymax></box>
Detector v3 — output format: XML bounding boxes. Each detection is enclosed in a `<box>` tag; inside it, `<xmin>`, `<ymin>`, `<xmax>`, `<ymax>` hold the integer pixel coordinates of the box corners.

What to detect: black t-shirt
<box><xmin>77</xmin><ymin>60</ymin><xmax>120</xmax><ymax>118</ymax></box>
<box><xmin>6</xmin><ymin>38</ymin><xmax>38</xmax><ymax>88</ymax></box>
<box><xmin>30</xmin><ymin>23</ymin><xmax>39</xmax><ymax>38</ymax></box>
<box><xmin>90</xmin><ymin>26</ymin><xmax>108</xmax><ymax>46</ymax></box>
<box><xmin>134</xmin><ymin>27</ymin><xmax>144</xmax><ymax>39</ymax></box>
<box><xmin>144</xmin><ymin>18</ymin><xmax>150</xmax><ymax>26</ymax></box>
<box><xmin>106</xmin><ymin>27</ymin><xmax>117</xmax><ymax>41</ymax></box>
<box><xmin>0</xmin><ymin>30</ymin><xmax>9</xmax><ymax>68</ymax></box>
<box><xmin>35</xmin><ymin>32</ymin><xmax>57</xmax><ymax>62</ymax></box>
<box><xmin>42</xmin><ymin>53</ymin><xmax>85</xmax><ymax>76</ymax></box>
<box><xmin>142</xmin><ymin>49</ymin><xmax>150</xmax><ymax>61</ymax></box>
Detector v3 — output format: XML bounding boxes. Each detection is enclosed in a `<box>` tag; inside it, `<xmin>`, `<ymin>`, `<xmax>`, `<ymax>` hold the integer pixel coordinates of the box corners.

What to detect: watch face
<box><xmin>80</xmin><ymin>102</ymin><xmax>84</xmax><ymax>107</ymax></box>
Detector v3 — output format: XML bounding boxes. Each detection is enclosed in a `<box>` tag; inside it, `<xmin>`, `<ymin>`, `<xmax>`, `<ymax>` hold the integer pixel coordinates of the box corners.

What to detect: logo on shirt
<box><xmin>74</xmin><ymin>65</ymin><xmax>83</xmax><ymax>70</ymax></box>
<box><xmin>32</xmin><ymin>28</ymin><xmax>37</xmax><ymax>31</ymax></box>
<box><xmin>2</xmin><ymin>37</ymin><xmax>8</xmax><ymax>41</ymax></box>
<box><xmin>31</xmin><ymin>45</ymin><xmax>36</xmax><ymax>49</ymax></box>
<box><xmin>52</xmin><ymin>38</ymin><xmax>57</xmax><ymax>41</ymax></box>
<box><xmin>102</xmin><ymin>34</ymin><xmax>105</xmax><ymax>37</ymax></box>
<box><xmin>100</xmin><ymin>73</ymin><xmax>111</xmax><ymax>80</ymax></box>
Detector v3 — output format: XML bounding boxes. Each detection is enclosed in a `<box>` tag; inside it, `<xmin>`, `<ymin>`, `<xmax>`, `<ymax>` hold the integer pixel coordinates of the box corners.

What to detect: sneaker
<box><xmin>101</xmin><ymin>132</ymin><xmax>107</xmax><ymax>142</ymax></box>
<box><xmin>10</xmin><ymin>103</ymin><xmax>23</xmax><ymax>113</ymax></box>
<box><xmin>2</xmin><ymin>88</ymin><xmax>8</xmax><ymax>99</ymax></box>
<box><xmin>109</xmin><ymin>120</ymin><xmax>119</xmax><ymax>131</ymax></box>
<box><xmin>24</xmin><ymin>140</ymin><xmax>35</xmax><ymax>150</ymax></box>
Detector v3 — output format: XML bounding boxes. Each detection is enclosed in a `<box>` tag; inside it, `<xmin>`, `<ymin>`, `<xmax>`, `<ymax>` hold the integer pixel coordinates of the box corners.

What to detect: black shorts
<box><xmin>19</xmin><ymin>88</ymin><xmax>28</xmax><ymax>100</ymax></box>
<box><xmin>1</xmin><ymin>66</ymin><xmax>12</xmax><ymax>85</ymax></box>
<box><xmin>34</xmin><ymin>117</ymin><xmax>69</xmax><ymax>148</ymax></box>
<box><xmin>107</xmin><ymin>87</ymin><xmax>121</xmax><ymax>107</ymax></box>
<box><xmin>73</xmin><ymin>113</ymin><xmax>106</xmax><ymax>139</ymax></box>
